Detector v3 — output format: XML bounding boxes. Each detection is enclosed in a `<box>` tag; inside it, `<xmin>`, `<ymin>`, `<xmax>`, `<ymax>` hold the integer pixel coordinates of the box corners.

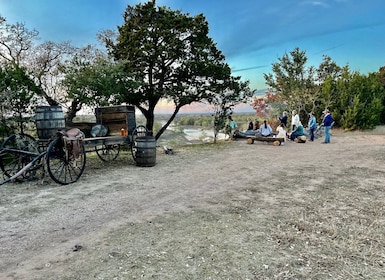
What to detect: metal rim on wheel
<box><xmin>95</xmin><ymin>144</ymin><xmax>120</xmax><ymax>162</ymax></box>
<box><xmin>46</xmin><ymin>136</ymin><xmax>86</xmax><ymax>185</ymax></box>
<box><xmin>0</xmin><ymin>134</ymin><xmax>42</xmax><ymax>181</ymax></box>
<box><xmin>130</xmin><ymin>125</ymin><xmax>148</xmax><ymax>161</ymax></box>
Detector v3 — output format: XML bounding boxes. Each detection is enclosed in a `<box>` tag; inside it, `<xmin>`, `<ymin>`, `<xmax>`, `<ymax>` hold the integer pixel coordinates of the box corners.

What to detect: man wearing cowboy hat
<box><xmin>321</xmin><ymin>108</ymin><xmax>333</xmax><ymax>143</ymax></box>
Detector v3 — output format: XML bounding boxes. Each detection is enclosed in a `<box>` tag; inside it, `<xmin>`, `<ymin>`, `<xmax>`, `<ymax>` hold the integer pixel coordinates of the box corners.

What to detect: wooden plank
<box><xmin>83</xmin><ymin>136</ymin><xmax>131</xmax><ymax>148</ymax></box>
<box><xmin>247</xmin><ymin>136</ymin><xmax>285</xmax><ymax>143</ymax></box>
<box><xmin>95</xmin><ymin>105</ymin><xmax>136</xmax><ymax>135</ymax></box>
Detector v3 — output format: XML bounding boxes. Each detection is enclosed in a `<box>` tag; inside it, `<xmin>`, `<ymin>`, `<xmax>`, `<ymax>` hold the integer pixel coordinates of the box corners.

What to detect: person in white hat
<box><xmin>321</xmin><ymin>109</ymin><xmax>333</xmax><ymax>143</ymax></box>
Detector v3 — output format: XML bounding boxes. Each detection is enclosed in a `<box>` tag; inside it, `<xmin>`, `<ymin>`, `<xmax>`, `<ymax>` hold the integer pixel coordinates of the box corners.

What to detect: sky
<box><xmin>1</xmin><ymin>0</ymin><xmax>385</xmax><ymax>113</ymax></box>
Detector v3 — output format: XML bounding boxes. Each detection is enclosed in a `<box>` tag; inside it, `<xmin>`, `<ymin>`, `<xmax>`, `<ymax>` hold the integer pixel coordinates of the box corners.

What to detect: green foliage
<box><xmin>0</xmin><ymin>64</ymin><xmax>40</xmax><ymax>134</ymax></box>
<box><xmin>334</xmin><ymin>71</ymin><xmax>385</xmax><ymax>130</ymax></box>
<box><xmin>264</xmin><ymin>47</ymin><xmax>318</xmax><ymax>115</ymax></box>
<box><xmin>61</xmin><ymin>46</ymin><xmax>140</xmax><ymax>123</ymax></box>
<box><xmin>104</xmin><ymin>1</ymin><xmax>251</xmax><ymax>140</ymax></box>
<box><xmin>264</xmin><ymin>47</ymin><xmax>385</xmax><ymax>131</ymax></box>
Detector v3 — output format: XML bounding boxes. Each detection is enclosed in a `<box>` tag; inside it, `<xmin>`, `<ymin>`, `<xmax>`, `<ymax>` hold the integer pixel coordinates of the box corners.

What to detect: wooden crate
<box><xmin>95</xmin><ymin>105</ymin><xmax>136</xmax><ymax>136</ymax></box>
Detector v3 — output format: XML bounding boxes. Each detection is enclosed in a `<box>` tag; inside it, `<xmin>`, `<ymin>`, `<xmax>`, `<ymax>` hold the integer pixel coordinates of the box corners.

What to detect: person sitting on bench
<box><xmin>276</xmin><ymin>123</ymin><xmax>286</xmax><ymax>140</ymax></box>
<box><xmin>289</xmin><ymin>122</ymin><xmax>304</xmax><ymax>141</ymax></box>
<box><xmin>260</xmin><ymin>120</ymin><xmax>273</xmax><ymax>136</ymax></box>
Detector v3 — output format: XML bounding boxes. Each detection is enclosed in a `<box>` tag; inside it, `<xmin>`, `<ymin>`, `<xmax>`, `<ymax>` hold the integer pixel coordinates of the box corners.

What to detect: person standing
<box><xmin>308</xmin><ymin>112</ymin><xmax>317</xmax><ymax>141</ymax></box>
<box><xmin>322</xmin><ymin>109</ymin><xmax>333</xmax><ymax>143</ymax></box>
<box><xmin>279</xmin><ymin>111</ymin><xmax>288</xmax><ymax>127</ymax></box>
<box><xmin>227</xmin><ymin>115</ymin><xmax>238</xmax><ymax>140</ymax></box>
<box><xmin>291</xmin><ymin>110</ymin><xmax>300</xmax><ymax>131</ymax></box>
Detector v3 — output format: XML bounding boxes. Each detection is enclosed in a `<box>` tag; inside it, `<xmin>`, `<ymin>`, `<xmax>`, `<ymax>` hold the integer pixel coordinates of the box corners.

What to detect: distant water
<box><xmin>164</xmin><ymin>123</ymin><xmax>227</xmax><ymax>142</ymax></box>
<box><xmin>183</xmin><ymin>128</ymin><xmax>226</xmax><ymax>141</ymax></box>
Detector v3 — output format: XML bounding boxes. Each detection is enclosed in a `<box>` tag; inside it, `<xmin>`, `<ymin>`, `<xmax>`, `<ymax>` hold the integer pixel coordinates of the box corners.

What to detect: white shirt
<box><xmin>291</xmin><ymin>114</ymin><xmax>300</xmax><ymax>127</ymax></box>
<box><xmin>276</xmin><ymin>126</ymin><xmax>286</xmax><ymax>139</ymax></box>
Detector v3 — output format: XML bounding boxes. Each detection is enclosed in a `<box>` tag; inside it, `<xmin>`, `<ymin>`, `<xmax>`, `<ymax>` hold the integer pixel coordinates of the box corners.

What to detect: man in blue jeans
<box><xmin>289</xmin><ymin>122</ymin><xmax>304</xmax><ymax>141</ymax></box>
<box><xmin>322</xmin><ymin>109</ymin><xmax>333</xmax><ymax>143</ymax></box>
<box><xmin>308</xmin><ymin>112</ymin><xmax>317</xmax><ymax>141</ymax></box>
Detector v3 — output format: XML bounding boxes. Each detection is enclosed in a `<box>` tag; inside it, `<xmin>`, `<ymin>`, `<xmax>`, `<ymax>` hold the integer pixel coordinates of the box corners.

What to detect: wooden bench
<box><xmin>246</xmin><ymin>136</ymin><xmax>285</xmax><ymax>145</ymax></box>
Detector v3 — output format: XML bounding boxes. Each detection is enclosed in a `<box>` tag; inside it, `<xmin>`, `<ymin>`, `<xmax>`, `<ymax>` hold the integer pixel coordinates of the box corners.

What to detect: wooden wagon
<box><xmin>0</xmin><ymin>105</ymin><xmax>154</xmax><ymax>186</ymax></box>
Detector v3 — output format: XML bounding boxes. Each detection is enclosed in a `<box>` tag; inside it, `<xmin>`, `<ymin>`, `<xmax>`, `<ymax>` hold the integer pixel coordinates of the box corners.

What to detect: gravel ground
<box><xmin>1</xmin><ymin>128</ymin><xmax>385</xmax><ymax>279</ymax></box>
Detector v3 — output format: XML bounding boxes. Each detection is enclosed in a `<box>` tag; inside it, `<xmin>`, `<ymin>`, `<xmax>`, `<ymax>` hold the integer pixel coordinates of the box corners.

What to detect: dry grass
<box><xmin>1</xmin><ymin>128</ymin><xmax>385</xmax><ymax>279</ymax></box>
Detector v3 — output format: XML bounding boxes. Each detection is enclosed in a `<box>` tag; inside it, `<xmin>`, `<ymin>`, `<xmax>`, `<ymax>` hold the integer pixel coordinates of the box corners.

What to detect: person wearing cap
<box><xmin>308</xmin><ymin>112</ymin><xmax>317</xmax><ymax>141</ymax></box>
<box><xmin>321</xmin><ymin>109</ymin><xmax>333</xmax><ymax>143</ymax></box>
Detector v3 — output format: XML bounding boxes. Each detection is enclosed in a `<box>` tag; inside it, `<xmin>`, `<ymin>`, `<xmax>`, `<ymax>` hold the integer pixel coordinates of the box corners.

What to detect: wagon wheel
<box><xmin>0</xmin><ymin>134</ymin><xmax>43</xmax><ymax>181</ymax></box>
<box><xmin>46</xmin><ymin>136</ymin><xmax>86</xmax><ymax>185</ymax></box>
<box><xmin>95</xmin><ymin>144</ymin><xmax>120</xmax><ymax>162</ymax></box>
<box><xmin>130</xmin><ymin>125</ymin><xmax>148</xmax><ymax>161</ymax></box>
<box><xmin>315</xmin><ymin>126</ymin><xmax>324</xmax><ymax>139</ymax></box>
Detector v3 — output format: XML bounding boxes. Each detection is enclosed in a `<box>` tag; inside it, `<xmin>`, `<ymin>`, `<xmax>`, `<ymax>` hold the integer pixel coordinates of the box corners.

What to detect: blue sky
<box><xmin>1</xmin><ymin>0</ymin><xmax>384</xmax><ymax>93</ymax></box>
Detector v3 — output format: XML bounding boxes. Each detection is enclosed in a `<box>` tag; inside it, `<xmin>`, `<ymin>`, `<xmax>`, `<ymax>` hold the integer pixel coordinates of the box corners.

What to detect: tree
<box><xmin>0</xmin><ymin>16</ymin><xmax>75</xmax><ymax>107</ymax></box>
<box><xmin>264</xmin><ymin>47</ymin><xmax>317</xmax><ymax>118</ymax></box>
<box><xmin>27</xmin><ymin>40</ymin><xmax>75</xmax><ymax>106</ymax></box>
<box><xmin>103</xmin><ymin>1</ymin><xmax>251</xmax><ymax>140</ymax></box>
<box><xmin>211</xmin><ymin>78</ymin><xmax>251</xmax><ymax>143</ymax></box>
<box><xmin>0</xmin><ymin>18</ymin><xmax>38</xmax><ymax>65</ymax></box>
<box><xmin>335</xmin><ymin>71</ymin><xmax>384</xmax><ymax>130</ymax></box>
<box><xmin>61</xmin><ymin>45</ymin><xmax>140</xmax><ymax>124</ymax></box>
<box><xmin>0</xmin><ymin>64</ymin><xmax>40</xmax><ymax>134</ymax></box>
<box><xmin>263</xmin><ymin>49</ymin><xmax>353</xmax><ymax>123</ymax></box>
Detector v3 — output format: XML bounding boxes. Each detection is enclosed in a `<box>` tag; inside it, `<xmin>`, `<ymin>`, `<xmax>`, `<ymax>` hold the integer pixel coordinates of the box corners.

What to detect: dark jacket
<box><xmin>323</xmin><ymin>114</ymin><xmax>333</xmax><ymax>126</ymax></box>
<box><xmin>279</xmin><ymin>115</ymin><xmax>288</xmax><ymax>126</ymax></box>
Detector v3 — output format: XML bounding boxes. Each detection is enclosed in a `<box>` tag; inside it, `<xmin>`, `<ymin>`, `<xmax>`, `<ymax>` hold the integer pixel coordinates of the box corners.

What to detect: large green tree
<box><xmin>102</xmin><ymin>0</ymin><xmax>251</xmax><ymax>139</ymax></box>
<box><xmin>0</xmin><ymin>64</ymin><xmax>40</xmax><ymax>134</ymax></box>
<box><xmin>264</xmin><ymin>47</ymin><xmax>385</xmax><ymax>130</ymax></box>
<box><xmin>61</xmin><ymin>45</ymin><xmax>140</xmax><ymax>124</ymax></box>
<box><xmin>264</xmin><ymin>47</ymin><xmax>318</xmax><ymax>118</ymax></box>
<box><xmin>333</xmin><ymin>70</ymin><xmax>384</xmax><ymax>130</ymax></box>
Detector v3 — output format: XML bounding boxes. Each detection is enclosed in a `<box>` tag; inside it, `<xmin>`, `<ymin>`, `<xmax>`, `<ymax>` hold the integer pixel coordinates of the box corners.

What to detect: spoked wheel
<box><xmin>130</xmin><ymin>125</ymin><xmax>148</xmax><ymax>161</ymax></box>
<box><xmin>95</xmin><ymin>144</ymin><xmax>120</xmax><ymax>162</ymax></box>
<box><xmin>46</xmin><ymin>136</ymin><xmax>86</xmax><ymax>185</ymax></box>
<box><xmin>315</xmin><ymin>126</ymin><xmax>324</xmax><ymax>139</ymax></box>
<box><xmin>0</xmin><ymin>134</ymin><xmax>43</xmax><ymax>181</ymax></box>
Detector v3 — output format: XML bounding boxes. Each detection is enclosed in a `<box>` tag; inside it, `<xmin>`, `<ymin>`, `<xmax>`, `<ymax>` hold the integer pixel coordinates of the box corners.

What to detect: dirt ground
<box><xmin>1</xmin><ymin>127</ymin><xmax>385</xmax><ymax>280</ymax></box>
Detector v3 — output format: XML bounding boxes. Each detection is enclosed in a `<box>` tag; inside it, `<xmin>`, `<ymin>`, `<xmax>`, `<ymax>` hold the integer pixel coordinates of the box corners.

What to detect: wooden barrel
<box><xmin>133</xmin><ymin>136</ymin><xmax>156</xmax><ymax>167</ymax></box>
<box><xmin>35</xmin><ymin>106</ymin><xmax>65</xmax><ymax>139</ymax></box>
